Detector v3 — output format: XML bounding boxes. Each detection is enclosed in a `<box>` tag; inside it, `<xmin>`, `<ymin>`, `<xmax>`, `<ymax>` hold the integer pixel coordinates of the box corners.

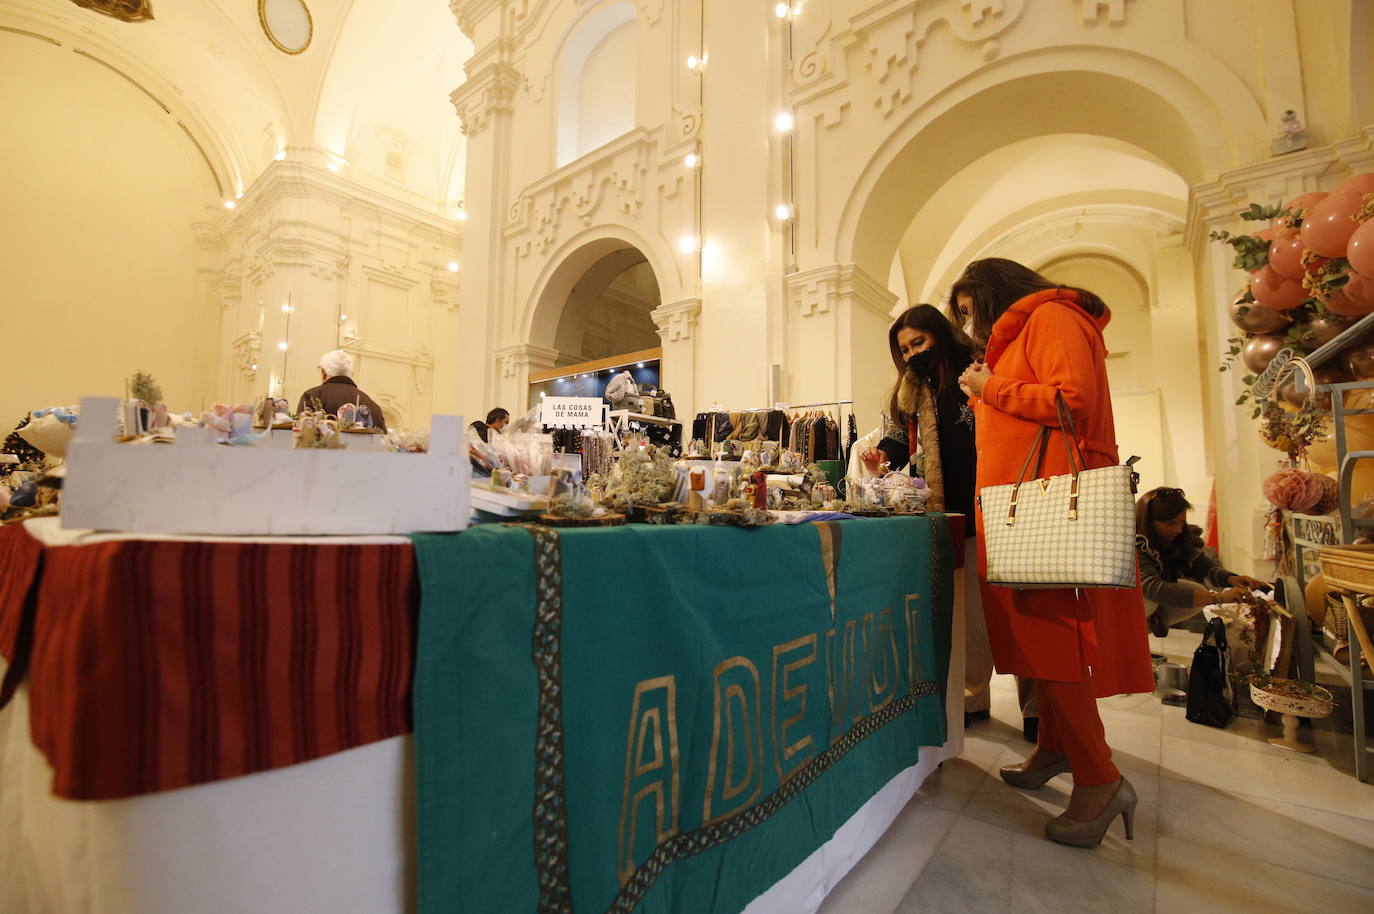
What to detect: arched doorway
<box><xmin>837</xmin><ymin>61</ymin><xmax>1248</xmax><ymax>545</ymax></box>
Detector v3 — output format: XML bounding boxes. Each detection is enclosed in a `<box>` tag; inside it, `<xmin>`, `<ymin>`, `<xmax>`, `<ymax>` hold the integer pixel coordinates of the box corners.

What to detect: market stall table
<box><xmin>0</xmin><ymin>515</ymin><xmax>964</xmax><ymax>914</ymax></box>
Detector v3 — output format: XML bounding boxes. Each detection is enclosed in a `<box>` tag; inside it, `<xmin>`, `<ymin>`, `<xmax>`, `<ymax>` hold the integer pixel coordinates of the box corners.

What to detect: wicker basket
<box><xmin>1318</xmin><ymin>544</ymin><xmax>1374</xmax><ymax>591</ymax></box>
<box><xmin>1324</xmin><ymin>593</ymin><xmax>1374</xmax><ymax>644</ymax></box>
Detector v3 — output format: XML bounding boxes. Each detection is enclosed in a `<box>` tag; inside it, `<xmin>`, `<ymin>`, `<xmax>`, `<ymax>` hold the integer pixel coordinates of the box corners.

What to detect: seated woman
<box><xmin>1136</xmin><ymin>487</ymin><xmax>1266</xmax><ymax>637</ymax></box>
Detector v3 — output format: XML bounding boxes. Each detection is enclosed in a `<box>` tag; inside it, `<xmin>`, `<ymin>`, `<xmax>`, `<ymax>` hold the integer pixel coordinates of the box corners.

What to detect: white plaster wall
<box><xmin>577</xmin><ymin>21</ymin><xmax>637</xmax><ymax>160</ymax></box>
<box><xmin>0</xmin><ymin>35</ymin><xmax>220</xmax><ymax>424</ymax></box>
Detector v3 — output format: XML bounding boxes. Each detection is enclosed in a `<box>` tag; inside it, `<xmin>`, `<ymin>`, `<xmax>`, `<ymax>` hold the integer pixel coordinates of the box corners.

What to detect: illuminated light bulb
<box><xmin>775</xmin><ymin>112</ymin><xmax>795</xmax><ymax>132</ymax></box>
<box><xmin>281</xmin><ymin>303</ymin><xmax>292</xmax><ymax>313</ymax></box>
<box><xmin>223</xmin><ymin>200</ymin><xmax>236</xmax><ymax>209</ymax></box>
<box><xmin>684</xmin><ymin>152</ymin><xmax>699</xmax><ymax>168</ymax></box>
<box><xmin>235</xmin><ymin>190</ymin><xmax>244</xmax><ymax>199</ymax></box>
<box><xmin>250</xmin><ymin>363</ymin><xmax>257</xmax><ymax>371</ymax></box>
<box><xmin>678</xmin><ymin>234</ymin><xmax>699</xmax><ymax>254</ymax></box>
<box><xmin>277</xmin><ymin>341</ymin><xmax>288</xmax><ymax>351</ymax></box>
<box><xmin>687</xmin><ymin>55</ymin><xmax>699</xmax><ymax>70</ymax></box>
<box><xmin>456</xmin><ymin>210</ymin><xmax>468</xmax><ymax>222</ymax></box>
<box><xmin>448</xmin><ymin>261</ymin><xmax>459</xmax><ymax>272</ymax></box>
<box><xmin>274</xmin><ymin>149</ymin><xmax>286</xmax><ymax>161</ymax></box>
<box><xmin>339</xmin><ymin>314</ymin><xmax>348</xmax><ymax>321</ymax></box>
<box><xmin>326</xmin><ymin>161</ymin><xmax>339</xmax><ymax>172</ymax></box>
<box><xmin>775</xmin><ymin>203</ymin><xmax>793</xmax><ymax>221</ymax></box>
<box><xmin>637</xmin><ymin>362</ymin><xmax>645</xmax><ymax>368</ymax></box>
<box><xmin>775</xmin><ymin>3</ymin><xmax>789</xmax><ymax>17</ymax></box>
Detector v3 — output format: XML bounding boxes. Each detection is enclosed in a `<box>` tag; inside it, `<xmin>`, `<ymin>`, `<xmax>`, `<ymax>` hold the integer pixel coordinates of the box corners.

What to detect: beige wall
<box><xmin>0</xmin><ymin>35</ymin><xmax>220</xmax><ymax>425</ymax></box>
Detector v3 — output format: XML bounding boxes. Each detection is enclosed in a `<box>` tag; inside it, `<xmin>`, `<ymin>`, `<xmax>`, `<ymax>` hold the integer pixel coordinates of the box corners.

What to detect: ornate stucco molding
<box><xmin>790</xmin><ymin>0</ymin><xmax>1026</xmax><ymax>115</ymax></box>
<box><xmin>650</xmin><ymin>298</ymin><xmax>702</xmax><ymax>343</ymax></box>
<box><xmin>786</xmin><ymin>264</ymin><xmax>896</xmax><ymax>321</ymax></box>
<box><xmin>450</xmin><ymin>60</ymin><xmax>521</xmax><ymax>137</ymax></box>
<box><xmin>494</xmin><ymin>343</ymin><xmax>561</xmax><ymax>378</ymax></box>
<box><xmin>505</xmin><ymin>128</ymin><xmax>657</xmax><ymax>258</ymax></box>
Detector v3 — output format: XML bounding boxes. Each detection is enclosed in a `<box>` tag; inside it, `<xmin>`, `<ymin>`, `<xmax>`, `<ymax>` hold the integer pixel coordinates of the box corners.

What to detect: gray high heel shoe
<box><xmin>998</xmin><ymin>755</ymin><xmax>1070</xmax><ymax>789</ymax></box>
<box><xmin>1044</xmin><ymin>776</ymin><xmax>1137</xmax><ymax>848</ymax></box>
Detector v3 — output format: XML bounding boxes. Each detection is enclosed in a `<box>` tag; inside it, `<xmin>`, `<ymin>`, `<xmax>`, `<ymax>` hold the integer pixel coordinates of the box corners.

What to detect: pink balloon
<box><xmin>1284</xmin><ymin>191</ymin><xmax>1328</xmax><ymax>217</ymax></box>
<box><xmin>1344</xmin><ymin>271</ymin><xmax>1374</xmax><ymax>307</ymax></box>
<box><xmin>1268</xmin><ymin>235</ymin><xmax>1305</xmax><ymax>280</ymax></box>
<box><xmin>1333</xmin><ymin>173</ymin><xmax>1374</xmax><ymax>197</ymax></box>
<box><xmin>1300</xmin><ymin>192</ymin><xmax>1365</xmax><ymax>257</ymax></box>
<box><xmin>1250</xmin><ymin>264</ymin><xmax>1308</xmax><ymax>310</ymax></box>
<box><xmin>1325</xmin><ymin>288</ymin><xmax>1374</xmax><ymax>317</ymax></box>
<box><xmin>1349</xmin><ymin>218</ymin><xmax>1374</xmax><ymax>277</ymax></box>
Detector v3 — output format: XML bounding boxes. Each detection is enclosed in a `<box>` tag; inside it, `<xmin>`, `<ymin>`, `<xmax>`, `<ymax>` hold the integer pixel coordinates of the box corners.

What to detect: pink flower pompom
<box><xmin>1262</xmin><ymin>468</ymin><xmax>1324</xmax><ymax>512</ymax></box>
<box><xmin>1311</xmin><ymin>473</ymin><xmax>1341</xmax><ymax>515</ymax></box>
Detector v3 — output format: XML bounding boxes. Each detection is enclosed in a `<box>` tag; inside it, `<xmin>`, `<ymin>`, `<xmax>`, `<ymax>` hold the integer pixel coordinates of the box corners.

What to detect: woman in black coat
<box><xmin>861</xmin><ymin>304</ymin><xmax>990</xmax><ymax>724</ymax></box>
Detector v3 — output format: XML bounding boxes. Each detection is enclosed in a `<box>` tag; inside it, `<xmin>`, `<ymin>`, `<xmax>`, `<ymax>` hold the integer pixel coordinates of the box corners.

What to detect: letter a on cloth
<box><xmin>410</xmin><ymin>517</ymin><xmax>953</xmax><ymax>914</ymax></box>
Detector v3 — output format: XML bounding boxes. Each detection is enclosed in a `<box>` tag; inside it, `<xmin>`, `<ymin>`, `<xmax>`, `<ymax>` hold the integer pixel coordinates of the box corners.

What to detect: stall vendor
<box><xmin>1136</xmin><ymin>486</ymin><xmax>1266</xmax><ymax>637</ymax></box>
<box><xmin>296</xmin><ymin>350</ymin><xmax>388</xmax><ymax>433</ymax></box>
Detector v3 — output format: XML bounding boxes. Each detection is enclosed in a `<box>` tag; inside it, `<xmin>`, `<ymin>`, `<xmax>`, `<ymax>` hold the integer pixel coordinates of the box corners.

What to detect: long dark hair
<box><xmin>886</xmin><ymin>304</ymin><xmax>972</xmax><ymax>421</ymax></box>
<box><xmin>485</xmin><ymin>408</ymin><xmax>510</xmax><ymax>425</ymax></box>
<box><xmin>1136</xmin><ymin>486</ymin><xmax>1192</xmax><ymax>545</ymax></box>
<box><xmin>950</xmin><ymin>258</ymin><xmax>1107</xmax><ymax>345</ymax></box>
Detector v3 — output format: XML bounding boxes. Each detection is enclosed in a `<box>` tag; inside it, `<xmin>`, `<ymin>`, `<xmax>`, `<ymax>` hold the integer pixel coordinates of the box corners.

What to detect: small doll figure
<box><xmin>358</xmin><ymin>405</ymin><xmax>373</xmax><ymax>429</ymax></box>
<box><xmin>750</xmin><ymin>471</ymin><xmax>768</xmax><ymax>510</ymax></box>
<box><xmin>338</xmin><ymin>402</ymin><xmax>357</xmax><ymax>429</ymax></box>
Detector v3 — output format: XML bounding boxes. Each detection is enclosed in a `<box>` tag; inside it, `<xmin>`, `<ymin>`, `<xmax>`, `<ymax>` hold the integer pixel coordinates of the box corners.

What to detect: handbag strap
<box><xmin>1003</xmin><ymin>391</ymin><xmax>1091</xmax><ymax>527</ymax></box>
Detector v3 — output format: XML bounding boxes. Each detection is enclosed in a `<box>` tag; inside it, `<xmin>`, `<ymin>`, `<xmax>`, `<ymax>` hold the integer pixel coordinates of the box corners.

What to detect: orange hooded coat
<box><xmin>972</xmin><ymin>288</ymin><xmax>1154</xmax><ymax>696</ymax></box>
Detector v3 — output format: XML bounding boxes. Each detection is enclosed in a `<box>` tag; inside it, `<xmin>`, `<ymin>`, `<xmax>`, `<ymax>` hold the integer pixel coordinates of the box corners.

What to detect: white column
<box><xmin>651</xmin><ymin>297</ymin><xmax>702</xmax><ymax>427</ymax></box>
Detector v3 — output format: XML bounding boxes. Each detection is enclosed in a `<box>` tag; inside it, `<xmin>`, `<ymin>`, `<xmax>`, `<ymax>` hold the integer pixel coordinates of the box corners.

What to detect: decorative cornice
<box><xmin>494</xmin><ymin>343</ymin><xmax>562</xmax><ymax>377</ymax></box>
<box><xmin>450</xmin><ymin>60</ymin><xmax>521</xmax><ymax>137</ymax></box>
<box><xmin>650</xmin><ymin>298</ymin><xmax>702</xmax><ymax>343</ymax></box>
<box><xmin>1184</xmin><ymin>127</ymin><xmax>1374</xmax><ymax>259</ymax></box>
<box><xmin>219</xmin><ymin>160</ymin><xmax>463</xmax><ymax>242</ymax></box>
<box><xmin>786</xmin><ymin>264</ymin><xmax>897</xmax><ymax>322</ymax></box>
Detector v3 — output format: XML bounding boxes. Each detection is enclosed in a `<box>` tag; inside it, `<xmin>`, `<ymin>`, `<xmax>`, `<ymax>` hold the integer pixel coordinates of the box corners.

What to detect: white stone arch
<box><xmin>521</xmin><ymin>223</ymin><xmax>682</xmax><ymax>351</ymax></box>
<box><xmin>553</xmin><ymin>0</ymin><xmax>638</xmax><ymax>168</ymax></box>
<box><xmin>835</xmin><ymin>47</ymin><xmax>1268</xmax><ymax>278</ymax></box>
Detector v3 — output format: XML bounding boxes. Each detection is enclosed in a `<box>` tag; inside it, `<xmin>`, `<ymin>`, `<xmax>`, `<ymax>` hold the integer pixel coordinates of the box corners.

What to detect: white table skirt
<box><xmin>0</xmin><ymin>547</ymin><xmax>968</xmax><ymax>914</ymax></box>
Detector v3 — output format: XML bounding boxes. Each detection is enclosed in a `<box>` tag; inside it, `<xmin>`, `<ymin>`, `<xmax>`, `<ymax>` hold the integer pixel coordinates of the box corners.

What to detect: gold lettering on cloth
<box><xmin>770</xmin><ymin>634</ymin><xmax>819</xmax><ymax>782</ymax></box>
<box><xmin>617</xmin><ymin>676</ymin><xmax>680</xmax><ymax>886</ymax></box>
<box><xmin>703</xmin><ymin>657</ymin><xmax>764</xmax><ymax>825</ymax></box>
<box><xmin>824</xmin><ymin>618</ymin><xmax>859</xmax><ymax>744</ymax></box>
<box><xmin>869</xmin><ymin>608</ymin><xmax>900</xmax><ymax>713</ymax></box>
<box><xmin>904</xmin><ymin>593</ymin><xmax>926</xmax><ymax>687</ymax></box>
<box><xmin>815</xmin><ymin>523</ymin><xmax>843</xmax><ymax>624</ymax></box>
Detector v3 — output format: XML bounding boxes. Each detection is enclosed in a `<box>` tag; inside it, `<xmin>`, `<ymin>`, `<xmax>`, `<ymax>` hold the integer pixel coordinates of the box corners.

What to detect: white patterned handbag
<box><xmin>980</xmin><ymin>396</ymin><xmax>1140</xmax><ymax>590</ymax></box>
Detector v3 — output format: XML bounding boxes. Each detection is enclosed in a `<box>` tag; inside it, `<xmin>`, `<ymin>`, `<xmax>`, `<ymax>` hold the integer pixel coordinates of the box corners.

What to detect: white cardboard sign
<box><xmin>62</xmin><ymin>397</ymin><xmax>470</xmax><ymax>535</ymax></box>
<box><xmin>539</xmin><ymin>397</ymin><xmax>606</xmax><ymax>429</ymax></box>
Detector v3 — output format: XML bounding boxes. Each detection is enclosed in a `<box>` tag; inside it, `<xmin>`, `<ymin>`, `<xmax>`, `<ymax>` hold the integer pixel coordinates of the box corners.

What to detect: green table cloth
<box><xmin>412</xmin><ymin>515</ymin><xmax>953</xmax><ymax>914</ymax></box>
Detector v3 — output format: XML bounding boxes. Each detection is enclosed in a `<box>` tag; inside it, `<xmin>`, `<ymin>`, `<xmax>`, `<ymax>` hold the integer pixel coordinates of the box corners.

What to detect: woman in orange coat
<box><xmin>954</xmin><ymin>258</ymin><xmax>1153</xmax><ymax>849</ymax></box>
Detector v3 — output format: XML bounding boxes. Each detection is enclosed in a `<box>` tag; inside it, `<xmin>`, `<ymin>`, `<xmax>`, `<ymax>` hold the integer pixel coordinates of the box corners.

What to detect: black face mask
<box><xmin>905</xmin><ymin>349</ymin><xmax>938</xmax><ymax>378</ymax></box>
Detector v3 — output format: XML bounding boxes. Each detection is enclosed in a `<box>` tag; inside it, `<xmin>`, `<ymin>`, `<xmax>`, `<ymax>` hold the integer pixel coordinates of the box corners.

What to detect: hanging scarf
<box><xmin>897</xmin><ymin>370</ymin><xmax>945</xmax><ymax>512</ymax></box>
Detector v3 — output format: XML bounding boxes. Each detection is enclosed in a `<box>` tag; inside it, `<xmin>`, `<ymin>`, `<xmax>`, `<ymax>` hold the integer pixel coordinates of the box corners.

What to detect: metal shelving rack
<box><xmin>1298</xmin><ymin>338</ymin><xmax>1374</xmax><ymax>779</ymax></box>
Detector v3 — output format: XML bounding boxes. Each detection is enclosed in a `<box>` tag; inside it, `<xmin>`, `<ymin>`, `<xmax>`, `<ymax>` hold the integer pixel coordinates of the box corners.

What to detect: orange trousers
<box><xmin>1035</xmin><ymin>668</ymin><xmax>1119</xmax><ymax>786</ymax></box>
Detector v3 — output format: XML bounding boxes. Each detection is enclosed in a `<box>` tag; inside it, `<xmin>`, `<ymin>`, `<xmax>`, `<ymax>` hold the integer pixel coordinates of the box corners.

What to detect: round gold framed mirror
<box><xmin>258</xmin><ymin>0</ymin><xmax>313</xmax><ymax>56</ymax></box>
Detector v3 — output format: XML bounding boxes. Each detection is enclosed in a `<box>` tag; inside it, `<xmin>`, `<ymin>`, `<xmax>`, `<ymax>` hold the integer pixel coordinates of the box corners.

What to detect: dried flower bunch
<box><xmin>129</xmin><ymin>370</ymin><xmax>164</xmax><ymax>406</ymax></box>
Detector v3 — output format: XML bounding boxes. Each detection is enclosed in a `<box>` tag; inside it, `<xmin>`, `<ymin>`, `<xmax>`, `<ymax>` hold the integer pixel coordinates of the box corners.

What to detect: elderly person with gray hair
<box><xmin>296</xmin><ymin>349</ymin><xmax>388</xmax><ymax>432</ymax></box>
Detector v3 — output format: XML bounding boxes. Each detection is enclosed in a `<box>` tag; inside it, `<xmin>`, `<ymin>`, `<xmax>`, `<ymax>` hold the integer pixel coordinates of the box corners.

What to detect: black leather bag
<box><xmin>1186</xmin><ymin>617</ymin><xmax>1235</xmax><ymax>728</ymax></box>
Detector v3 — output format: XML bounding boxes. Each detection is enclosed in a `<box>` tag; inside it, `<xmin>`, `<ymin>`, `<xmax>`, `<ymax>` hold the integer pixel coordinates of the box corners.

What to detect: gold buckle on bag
<box><xmin>1068</xmin><ymin>473</ymin><xmax>1080</xmax><ymax>520</ymax></box>
<box><xmin>1006</xmin><ymin>485</ymin><xmax>1019</xmax><ymax>526</ymax></box>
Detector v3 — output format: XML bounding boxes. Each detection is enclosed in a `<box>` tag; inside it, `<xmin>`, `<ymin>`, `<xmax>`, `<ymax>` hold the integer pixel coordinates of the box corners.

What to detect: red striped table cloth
<box><xmin>0</xmin><ymin>521</ymin><xmax>418</xmax><ymax>800</ymax></box>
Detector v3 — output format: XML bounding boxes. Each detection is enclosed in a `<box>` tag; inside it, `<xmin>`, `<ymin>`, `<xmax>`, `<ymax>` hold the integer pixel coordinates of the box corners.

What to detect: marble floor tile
<box><xmin>893</xmin><ymin>816</ymin><xmax>1013</xmax><ymax>914</ymax></box>
<box><xmin>960</xmin><ymin>767</ymin><xmax>1160</xmax><ymax>872</ymax></box>
<box><xmin>1161</xmin><ymin>734</ymin><xmax>1374</xmax><ymax>821</ymax></box>
<box><xmin>1157</xmin><ymin>777</ymin><xmax>1374</xmax><ymax>889</ymax></box>
<box><xmin>913</xmin><ymin>758</ymin><xmax>990</xmax><ymax>813</ymax></box>
<box><xmin>816</xmin><ymin>799</ymin><xmax>958</xmax><ymax>914</ymax></box>
<box><xmin>1006</xmin><ymin>827</ymin><xmax>1156</xmax><ymax>914</ymax></box>
<box><xmin>1156</xmin><ymin>835</ymin><xmax>1374</xmax><ymax>913</ymax></box>
<box><xmin>1160</xmin><ymin>702</ymin><xmax>1360</xmax><ymax>773</ymax></box>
